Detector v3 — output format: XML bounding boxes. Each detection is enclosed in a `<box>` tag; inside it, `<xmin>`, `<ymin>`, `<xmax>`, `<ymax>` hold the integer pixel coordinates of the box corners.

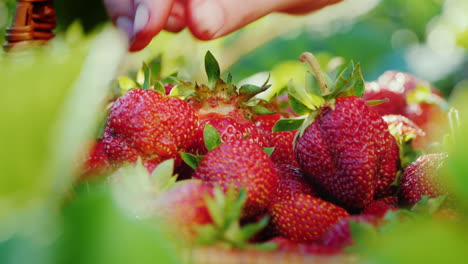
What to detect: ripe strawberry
<box><xmin>189</xmin><ymin>114</ymin><xmax>267</xmax><ymax>155</ymax></box>
<box><xmin>361</xmin><ymin>197</ymin><xmax>398</xmax><ymax>218</ymax></box>
<box><xmin>398</xmin><ymin>153</ymin><xmax>448</xmax><ymax>206</ymax></box>
<box><xmin>269</xmin><ymin>194</ymin><xmax>349</xmax><ymax>242</ymax></box>
<box><xmin>364</xmin><ymin>71</ymin><xmax>448</xmax><ymax>150</ymax></box>
<box><xmin>319</xmin><ymin>215</ymin><xmax>378</xmax><ymax>249</ymax></box>
<box><xmin>273</xmin><ymin>163</ymin><xmax>316</xmax><ymax>203</ymax></box>
<box><xmin>79</xmin><ymin>140</ymin><xmax>112</xmax><ymax>179</ymax></box>
<box><xmin>102</xmin><ymin>88</ymin><xmax>198</xmax><ymax>171</ymax></box>
<box><xmin>269</xmin><ymin>237</ymin><xmax>342</xmax><ymax>255</ymax></box>
<box><xmin>364</xmin><ymin>81</ymin><xmax>407</xmax><ymax>116</ymax></box>
<box><xmin>183</xmin><ymin>52</ymin><xmax>273</xmax><ymax>154</ymax></box>
<box><xmin>192</xmin><ymin>139</ymin><xmax>278</xmax><ymax>217</ymax></box>
<box><xmin>253</xmin><ymin>113</ymin><xmax>298</xmax><ymax>166</ymax></box>
<box><xmin>295</xmin><ymin>96</ymin><xmax>400</xmax><ymax>210</ymax></box>
<box><xmin>152</xmin><ymin>180</ymin><xmax>214</xmax><ymax>241</ymax></box>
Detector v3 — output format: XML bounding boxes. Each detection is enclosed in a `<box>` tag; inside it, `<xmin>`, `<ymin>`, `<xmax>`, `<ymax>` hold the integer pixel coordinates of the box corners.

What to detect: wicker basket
<box><xmin>188</xmin><ymin>247</ymin><xmax>358</xmax><ymax>264</ymax></box>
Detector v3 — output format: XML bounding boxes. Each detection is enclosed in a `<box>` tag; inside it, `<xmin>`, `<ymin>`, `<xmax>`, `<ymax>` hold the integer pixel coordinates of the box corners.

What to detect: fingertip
<box><xmin>187</xmin><ymin>0</ymin><xmax>225</xmax><ymax>40</ymax></box>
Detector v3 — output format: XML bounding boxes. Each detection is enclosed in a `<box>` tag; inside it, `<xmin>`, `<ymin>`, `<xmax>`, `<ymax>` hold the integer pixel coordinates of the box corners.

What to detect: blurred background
<box><xmin>1</xmin><ymin>0</ymin><xmax>468</xmax><ymax>263</ymax></box>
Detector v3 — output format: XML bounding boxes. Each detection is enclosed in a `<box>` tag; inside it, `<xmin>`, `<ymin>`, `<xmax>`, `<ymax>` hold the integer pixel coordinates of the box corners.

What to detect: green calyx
<box><xmin>195</xmin><ymin>187</ymin><xmax>271</xmax><ymax>250</ymax></box>
<box><xmin>180</xmin><ymin>123</ymin><xmax>222</xmax><ymax>170</ymax></box>
<box><xmin>275</xmin><ymin>52</ymin><xmax>365</xmax><ymax>135</ymax></box>
<box><xmin>116</xmin><ymin>55</ymin><xmax>180</xmax><ymax>96</ymax></box>
<box><xmin>182</xmin><ymin>51</ymin><xmax>276</xmax><ymax>119</ymax></box>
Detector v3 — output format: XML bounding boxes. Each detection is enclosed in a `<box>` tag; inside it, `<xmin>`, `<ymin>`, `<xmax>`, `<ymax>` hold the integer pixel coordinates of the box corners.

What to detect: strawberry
<box><xmin>269</xmin><ymin>194</ymin><xmax>349</xmax><ymax>242</ymax></box>
<box><xmin>364</xmin><ymin>81</ymin><xmax>407</xmax><ymax>116</ymax></box>
<box><xmin>269</xmin><ymin>237</ymin><xmax>342</xmax><ymax>255</ymax></box>
<box><xmin>319</xmin><ymin>215</ymin><xmax>378</xmax><ymax>249</ymax></box>
<box><xmin>364</xmin><ymin>71</ymin><xmax>448</xmax><ymax>149</ymax></box>
<box><xmin>102</xmin><ymin>88</ymin><xmax>198</xmax><ymax>171</ymax></box>
<box><xmin>361</xmin><ymin>197</ymin><xmax>398</xmax><ymax>218</ymax></box>
<box><xmin>79</xmin><ymin>140</ymin><xmax>112</xmax><ymax>179</ymax></box>
<box><xmin>152</xmin><ymin>180</ymin><xmax>214</xmax><ymax>241</ymax></box>
<box><xmin>295</xmin><ymin>96</ymin><xmax>400</xmax><ymax>210</ymax></box>
<box><xmin>282</xmin><ymin>53</ymin><xmax>400</xmax><ymax>211</ymax></box>
<box><xmin>181</xmin><ymin>52</ymin><xmax>274</xmax><ymax>154</ymax></box>
<box><xmin>112</xmin><ymin>160</ymin><xmax>268</xmax><ymax>246</ymax></box>
<box><xmin>273</xmin><ymin>163</ymin><xmax>316</xmax><ymax>203</ymax></box>
<box><xmin>253</xmin><ymin>113</ymin><xmax>298</xmax><ymax>166</ymax></box>
<box><xmin>398</xmin><ymin>153</ymin><xmax>448</xmax><ymax>206</ymax></box>
<box><xmin>189</xmin><ymin>114</ymin><xmax>267</xmax><ymax>155</ymax></box>
<box><xmin>192</xmin><ymin>139</ymin><xmax>278</xmax><ymax>217</ymax></box>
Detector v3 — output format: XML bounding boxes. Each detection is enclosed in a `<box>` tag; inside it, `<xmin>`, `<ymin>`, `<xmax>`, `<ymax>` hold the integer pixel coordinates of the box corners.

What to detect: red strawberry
<box><xmin>269</xmin><ymin>237</ymin><xmax>342</xmax><ymax>255</ymax></box>
<box><xmin>319</xmin><ymin>215</ymin><xmax>378</xmax><ymax>249</ymax></box>
<box><xmin>295</xmin><ymin>96</ymin><xmax>400</xmax><ymax>210</ymax></box>
<box><xmin>364</xmin><ymin>71</ymin><xmax>448</xmax><ymax>150</ymax></box>
<box><xmin>189</xmin><ymin>114</ymin><xmax>267</xmax><ymax>155</ymax></box>
<box><xmin>152</xmin><ymin>180</ymin><xmax>214</xmax><ymax>241</ymax></box>
<box><xmin>273</xmin><ymin>163</ymin><xmax>316</xmax><ymax>203</ymax></box>
<box><xmin>80</xmin><ymin>140</ymin><xmax>112</xmax><ymax>179</ymax></box>
<box><xmin>398</xmin><ymin>153</ymin><xmax>448</xmax><ymax>206</ymax></box>
<box><xmin>253</xmin><ymin>113</ymin><xmax>298</xmax><ymax>166</ymax></box>
<box><xmin>361</xmin><ymin>197</ymin><xmax>398</xmax><ymax>218</ymax></box>
<box><xmin>269</xmin><ymin>194</ymin><xmax>349</xmax><ymax>242</ymax></box>
<box><xmin>269</xmin><ymin>130</ymin><xmax>298</xmax><ymax>166</ymax></box>
<box><xmin>102</xmin><ymin>88</ymin><xmax>198</xmax><ymax>171</ymax></box>
<box><xmin>192</xmin><ymin>139</ymin><xmax>278</xmax><ymax>217</ymax></box>
<box><xmin>364</xmin><ymin>81</ymin><xmax>407</xmax><ymax>116</ymax></box>
<box><xmin>253</xmin><ymin>113</ymin><xmax>282</xmax><ymax>134</ymax></box>
<box><xmin>184</xmin><ymin>52</ymin><xmax>273</xmax><ymax>155</ymax></box>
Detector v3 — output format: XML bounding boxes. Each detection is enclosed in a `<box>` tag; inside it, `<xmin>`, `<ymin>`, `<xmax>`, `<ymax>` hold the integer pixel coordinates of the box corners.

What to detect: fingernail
<box><xmin>191</xmin><ymin>0</ymin><xmax>224</xmax><ymax>39</ymax></box>
<box><xmin>116</xmin><ymin>16</ymin><xmax>133</xmax><ymax>38</ymax></box>
<box><xmin>133</xmin><ymin>3</ymin><xmax>149</xmax><ymax>38</ymax></box>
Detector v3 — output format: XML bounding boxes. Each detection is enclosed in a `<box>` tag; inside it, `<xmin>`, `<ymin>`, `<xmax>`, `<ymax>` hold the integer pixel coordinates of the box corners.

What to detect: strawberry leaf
<box><xmin>226</xmin><ymin>72</ymin><xmax>233</xmax><ymax>84</ymax></box>
<box><xmin>180</xmin><ymin>152</ymin><xmax>201</xmax><ymax>170</ymax></box>
<box><xmin>250</xmin><ymin>105</ymin><xmax>276</xmax><ymax>115</ymax></box>
<box><xmin>332</xmin><ymin>61</ymin><xmax>364</xmax><ymax>97</ymax></box>
<box><xmin>205</xmin><ymin>51</ymin><xmax>221</xmax><ymax>87</ymax></box>
<box><xmin>366</xmin><ymin>99</ymin><xmax>389</xmax><ymax>106</ymax></box>
<box><xmin>272</xmin><ymin>118</ymin><xmax>304</xmax><ymax>132</ymax></box>
<box><xmin>148</xmin><ymin>55</ymin><xmax>162</xmax><ymax>81</ymax></box>
<box><xmin>239</xmin><ymin>84</ymin><xmax>268</xmax><ymax>95</ymax></box>
<box><xmin>142</xmin><ymin>63</ymin><xmax>151</xmax><ymax>90</ymax></box>
<box><xmin>238</xmin><ymin>215</ymin><xmax>269</xmax><ymax>242</ymax></box>
<box><xmin>263</xmin><ymin>147</ymin><xmax>275</xmax><ymax>156</ymax></box>
<box><xmin>204</xmin><ymin>124</ymin><xmax>222</xmax><ymax>151</ymax></box>
<box><xmin>150</xmin><ymin>159</ymin><xmax>177</xmax><ymax>192</ymax></box>
<box><xmin>288</xmin><ymin>93</ymin><xmax>311</xmax><ymax>115</ymax></box>
<box><xmin>411</xmin><ymin>195</ymin><xmax>447</xmax><ymax>215</ymax></box>
<box><xmin>287</xmin><ymin>80</ymin><xmax>324</xmax><ymax>111</ymax></box>
<box><xmin>153</xmin><ymin>80</ymin><xmax>165</xmax><ymax>94</ymax></box>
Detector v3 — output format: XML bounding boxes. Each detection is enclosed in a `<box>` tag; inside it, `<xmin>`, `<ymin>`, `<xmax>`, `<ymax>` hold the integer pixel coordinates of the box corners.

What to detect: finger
<box><xmin>129</xmin><ymin>0</ymin><xmax>176</xmax><ymax>51</ymax></box>
<box><xmin>280</xmin><ymin>0</ymin><xmax>343</xmax><ymax>14</ymax></box>
<box><xmin>103</xmin><ymin>0</ymin><xmax>134</xmax><ymax>37</ymax></box>
<box><xmin>186</xmin><ymin>0</ymin><xmax>342</xmax><ymax>40</ymax></box>
<box><xmin>103</xmin><ymin>0</ymin><xmax>134</xmax><ymax>21</ymax></box>
<box><xmin>164</xmin><ymin>1</ymin><xmax>187</xmax><ymax>33</ymax></box>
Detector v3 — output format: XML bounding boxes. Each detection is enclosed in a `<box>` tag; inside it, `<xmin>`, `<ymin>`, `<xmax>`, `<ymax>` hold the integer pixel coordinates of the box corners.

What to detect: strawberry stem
<box><xmin>299</xmin><ymin>52</ymin><xmax>329</xmax><ymax>95</ymax></box>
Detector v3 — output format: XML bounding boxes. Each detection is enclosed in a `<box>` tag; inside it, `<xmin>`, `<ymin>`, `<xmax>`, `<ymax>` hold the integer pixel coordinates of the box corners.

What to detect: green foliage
<box><xmin>204</xmin><ymin>124</ymin><xmax>222</xmax><ymax>151</ymax></box>
<box><xmin>195</xmin><ymin>188</ymin><xmax>269</xmax><ymax>249</ymax></box>
<box><xmin>205</xmin><ymin>51</ymin><xmax>221</xmax><ymax>88</ymax></box>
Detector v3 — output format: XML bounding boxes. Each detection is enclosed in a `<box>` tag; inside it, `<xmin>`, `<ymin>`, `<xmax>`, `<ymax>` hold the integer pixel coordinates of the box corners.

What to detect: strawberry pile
<box><xmin>79</xmin><ymin>51</ymin><xmax>457</xmax><ymax>255</ymax></box>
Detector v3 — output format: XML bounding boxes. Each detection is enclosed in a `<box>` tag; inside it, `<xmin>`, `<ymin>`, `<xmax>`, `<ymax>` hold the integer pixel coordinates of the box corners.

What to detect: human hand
<box><xmin>103</xmin><ymin>0</ymin><xmax>342</xmax><ymax>51</ymax></box>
